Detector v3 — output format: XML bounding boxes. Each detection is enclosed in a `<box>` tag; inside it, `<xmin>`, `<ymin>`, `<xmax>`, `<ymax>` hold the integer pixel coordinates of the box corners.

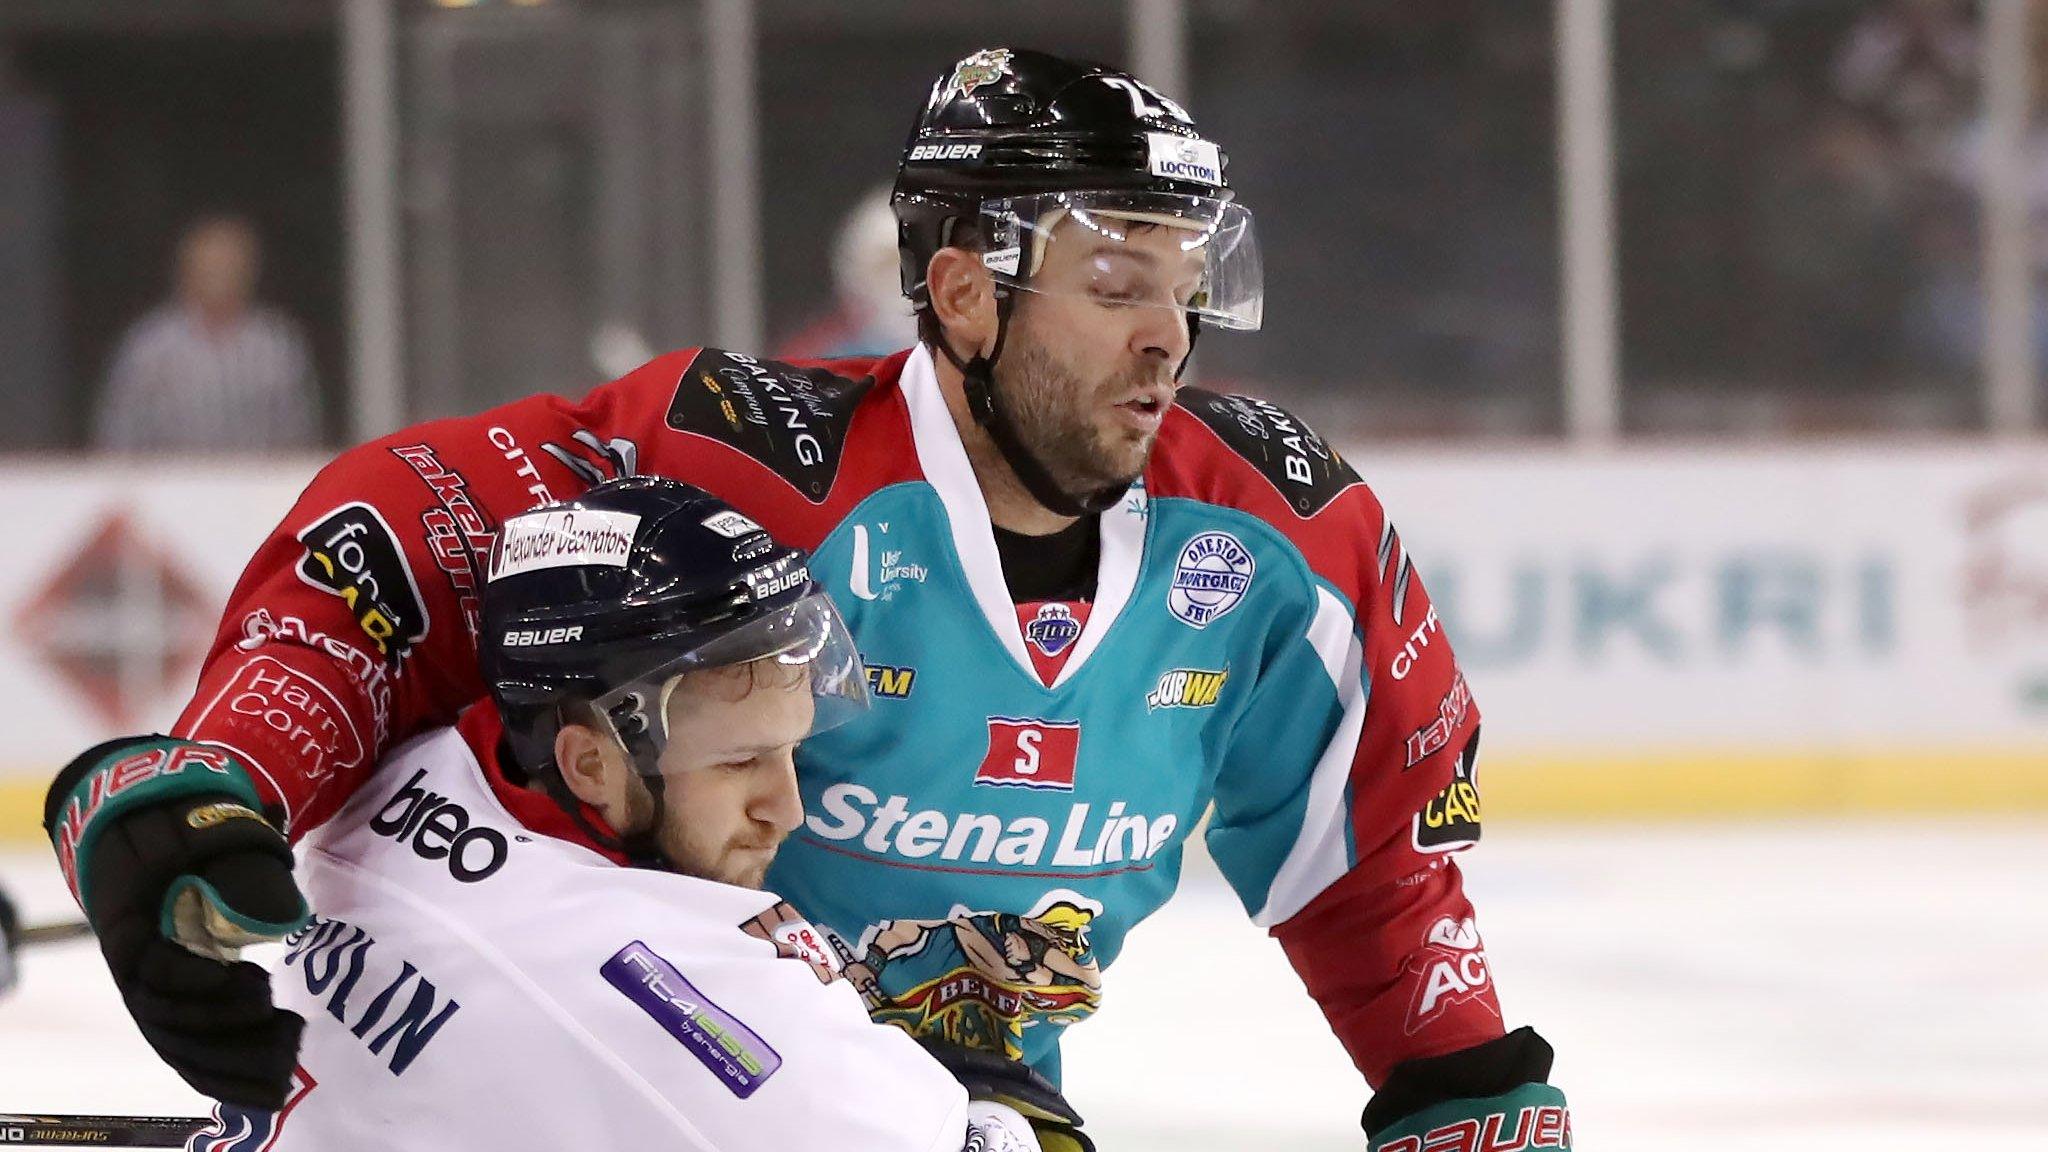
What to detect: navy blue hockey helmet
<box><xmin>480</xmin><ymin>476</ymin><xmax>868</xmax><ymax>780</ymax></box>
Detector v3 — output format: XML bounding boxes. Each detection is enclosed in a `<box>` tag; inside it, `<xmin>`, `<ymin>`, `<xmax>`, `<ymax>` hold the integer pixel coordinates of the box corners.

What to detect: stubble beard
<box><xmin>661</xmin><ymin>822</ymin><xmax>780</xmax><ymax>889</ymax></box>
<box><xmin>993</xmin><ymin>340</ymin><xmax>1164</xmax><ymax>500</ymax></box>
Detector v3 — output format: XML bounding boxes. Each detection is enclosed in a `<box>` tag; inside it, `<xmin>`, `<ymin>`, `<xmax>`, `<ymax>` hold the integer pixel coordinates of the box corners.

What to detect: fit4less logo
<box><xmin>975</xmin><ymin>718</ymin><xmax>1080</xmax><ymax>791</ymax></box>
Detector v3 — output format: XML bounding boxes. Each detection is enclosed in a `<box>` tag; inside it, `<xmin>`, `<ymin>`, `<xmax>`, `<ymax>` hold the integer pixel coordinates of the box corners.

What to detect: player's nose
<box><xmin>1129</xmin><ymin>304</ymin><xmax>1191</xmax><ymax>366</ymax></box>
<box><xmin>752</xmin><ymin>750</ymin><xmax>804</xmax><ymax>836</ymax></box>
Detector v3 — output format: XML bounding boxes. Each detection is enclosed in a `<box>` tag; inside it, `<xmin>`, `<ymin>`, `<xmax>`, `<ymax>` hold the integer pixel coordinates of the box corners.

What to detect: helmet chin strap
<box><xmin>538</xmin><ymin>693</ymin><xmax>677</xmax><ymax>871</ymax></box>
<box><xmin>933</xmin><ymin>291</ymin><xmax>1158</xmax><ymax>520</ymax></box>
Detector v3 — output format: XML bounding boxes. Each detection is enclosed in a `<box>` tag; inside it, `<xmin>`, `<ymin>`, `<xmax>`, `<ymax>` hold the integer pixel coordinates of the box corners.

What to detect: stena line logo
<box><xmin>368</xmin><ymin>768</ymin><xmax>509</xmax><ymax>882</ymax></box>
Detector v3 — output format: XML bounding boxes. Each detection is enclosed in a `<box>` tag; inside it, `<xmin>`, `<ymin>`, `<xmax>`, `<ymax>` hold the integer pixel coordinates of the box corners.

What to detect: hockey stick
<box><xmin>0</xmin><ymin>1113</ymin><xmax>209</xmax><ymax>1147</ymax></box>
<box><xmin>15</xmin><ymin>920</ymin><xmax>93</xmax><ymax>948</ymax></box>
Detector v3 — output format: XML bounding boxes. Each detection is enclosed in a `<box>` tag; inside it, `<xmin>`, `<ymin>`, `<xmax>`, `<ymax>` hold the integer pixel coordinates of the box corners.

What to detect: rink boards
<box><xmin>0</xmin><ymin>441</ymin><xmax>2042</xmax><ymax>836</ymax></box>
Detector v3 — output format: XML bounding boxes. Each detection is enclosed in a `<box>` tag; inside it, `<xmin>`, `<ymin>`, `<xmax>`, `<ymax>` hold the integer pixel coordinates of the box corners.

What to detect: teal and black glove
<box><xmin>44</xmin><ymin>736</ymin><xmax>311</xmax><ymax>1108</ymax></box>
<box><xmin>1364</xmin><ymin>1027</ymin><xmax>1572</xmax><ymax>1151</ymax></box>
<box><xmin>919</xmin><ymin>1039</ymin><xmax>1096</xmax><ymax>1152</ymax></box>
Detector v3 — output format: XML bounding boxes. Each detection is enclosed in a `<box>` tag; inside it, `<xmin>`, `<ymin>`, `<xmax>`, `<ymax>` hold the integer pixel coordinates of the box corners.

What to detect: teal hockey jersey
<box><xmin>182</xmin><ymin>342</ymin><xmax>1502</xmax><ymax>1089</ymax></box>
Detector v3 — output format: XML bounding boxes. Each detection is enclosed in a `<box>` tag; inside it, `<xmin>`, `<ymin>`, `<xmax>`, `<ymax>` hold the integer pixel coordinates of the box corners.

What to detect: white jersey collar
<box><xmin>899</xmin><ymin>343</ymin><xmax>1147</xmax><ymax>689</ymax></box>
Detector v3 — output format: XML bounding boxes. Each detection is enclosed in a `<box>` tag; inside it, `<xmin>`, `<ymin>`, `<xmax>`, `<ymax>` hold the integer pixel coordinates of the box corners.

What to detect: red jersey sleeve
<box><xmin>1150</xmin><ymin>390</ymin><xmax>1504</xmax><ymax>1087</ymax></box>
<box><xmin>173</xmin><ymin>346</ymin><xmax>906</xmax><ymax>835</ymax></box>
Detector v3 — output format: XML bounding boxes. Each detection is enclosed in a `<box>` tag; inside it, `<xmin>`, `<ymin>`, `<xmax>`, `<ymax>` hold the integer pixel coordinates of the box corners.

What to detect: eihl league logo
<box><xmin>1168</xmin><ymin>531</ymin><xmax>1255</xmax><ymax>628</ymax></box>
<box><xmin>1026</xmin><ymin>603</ymin><xmax>1082</xmax><ymax>657</ymax></box>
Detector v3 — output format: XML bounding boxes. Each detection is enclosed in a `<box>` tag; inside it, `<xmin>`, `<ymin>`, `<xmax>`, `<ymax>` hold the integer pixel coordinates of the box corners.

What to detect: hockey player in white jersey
<box><xmin>206</xmin><ymin>476</ymin><xmax>1072</xmax><ymax>1151</ymax></box>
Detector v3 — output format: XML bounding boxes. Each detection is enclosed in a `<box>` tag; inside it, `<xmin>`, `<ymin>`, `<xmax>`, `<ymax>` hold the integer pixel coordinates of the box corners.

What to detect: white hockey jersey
<box><xmin>240</xmin><ymin>714</ymin><xmax>972</xmax><ymax>1152</ymax></box>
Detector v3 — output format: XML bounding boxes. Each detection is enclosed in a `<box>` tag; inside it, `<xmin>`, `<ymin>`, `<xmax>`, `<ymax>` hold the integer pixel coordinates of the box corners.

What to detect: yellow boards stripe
<box><xmin>0</xmin><ymin>747</ymin><xmax>2045</xmax><ymax>840</ymax></box>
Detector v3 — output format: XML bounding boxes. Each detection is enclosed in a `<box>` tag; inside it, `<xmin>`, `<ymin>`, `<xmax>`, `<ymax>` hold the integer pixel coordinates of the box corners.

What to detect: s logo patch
<box><xmin>975</xmin><ymin>718</ymin><xmax>1080</xmax><ymax>791</ymax></box>
<box><xmin>295</xmin><ymin>503</ymin><xmax>429</xmax><ymax>664</ymax></box>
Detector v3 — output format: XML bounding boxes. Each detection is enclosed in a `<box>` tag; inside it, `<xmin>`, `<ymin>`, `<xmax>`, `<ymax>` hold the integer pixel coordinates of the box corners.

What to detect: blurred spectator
<box><xmin>92</xmin><ymin>216</ymin><xmax>319</xmax><ymax>452</ymax></box>
<box><xmin>776</xmin><ymin>185</ymin><xmax>917</xmax><ymax>360</ymax></box>
<box><xmin>1832</xmin><ymin>0</ymin><xmax>1978</xmax><ymax>157</ymax></box>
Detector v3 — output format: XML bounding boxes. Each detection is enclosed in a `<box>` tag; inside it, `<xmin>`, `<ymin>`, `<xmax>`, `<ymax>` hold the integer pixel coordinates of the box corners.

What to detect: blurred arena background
<box><xmin>0</xmin><ymin>1</ymin><xmax>2044</xmax><ymax>1149</ymax></box>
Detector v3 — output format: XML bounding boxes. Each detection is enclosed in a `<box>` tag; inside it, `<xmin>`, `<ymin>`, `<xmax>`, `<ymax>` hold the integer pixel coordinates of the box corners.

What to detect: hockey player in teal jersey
<box><xmin>48</xmin><ymin>48</ymin><xmax>1570</xmax><ymax>1151</ymax></box>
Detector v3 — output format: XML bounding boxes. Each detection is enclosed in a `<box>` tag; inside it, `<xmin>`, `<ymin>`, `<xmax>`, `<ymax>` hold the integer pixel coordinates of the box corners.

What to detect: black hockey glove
<box><xmin>44</xmin><ymin>736</ymin><xmax>311</xmax><ymax>1109</ymax></box>
<box><xmin>0</xmin><ymin>883</ymin><xmax>19</xmax><ymax>997</ymax></box>
<box><xmin>918</xmin><ymin>1039</ymin><xmax>1096</xmax><ymax>1152</ymax></box>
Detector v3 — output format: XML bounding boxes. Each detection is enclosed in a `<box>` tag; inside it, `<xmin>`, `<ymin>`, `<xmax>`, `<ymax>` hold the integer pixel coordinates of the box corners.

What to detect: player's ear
<box><xmin>927</xmin><ymin>247</ymin><xmax>997</xmax><ymax>359</ymax></box>
<box><xmin>552</xmin><ymin>720</ymin><xmax>619</xmax><ymax>812</ymax></box>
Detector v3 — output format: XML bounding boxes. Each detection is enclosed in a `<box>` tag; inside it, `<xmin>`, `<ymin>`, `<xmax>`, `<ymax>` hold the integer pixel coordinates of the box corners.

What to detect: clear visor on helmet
<box><xmin>977</xmin><ymin>190</ymin><xmax>1263</xmax><ymax>331</ymax></box>
<box><xmin>590</xmin><ymin>590</ymin><xmax>869</xmax><ymax>773</ymax></box>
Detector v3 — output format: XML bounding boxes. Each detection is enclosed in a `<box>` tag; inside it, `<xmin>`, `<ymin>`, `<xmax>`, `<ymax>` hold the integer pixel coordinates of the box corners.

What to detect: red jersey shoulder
<box><xmin>1150</xmin><ymin>388</ymin><xmax>1394</xmax><ymax>600</ymax></box>
<box><xmin>1160</xmin><ymin>388</ymin><xmax>1365</xmax><ymax>519</ymax></box>
<box><xmin>567</xmin><ymin>346</ymin><xmax>923</xmax><ymax>549</ymax></box>
<box><xmin>655</xmin><ymin>347</ymin><xmax>902</xmax><ymax>504</ymax></box>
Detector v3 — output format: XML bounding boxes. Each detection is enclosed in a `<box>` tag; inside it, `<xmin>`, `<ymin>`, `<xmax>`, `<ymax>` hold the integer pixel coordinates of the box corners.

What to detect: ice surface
<box><xmin>4</xmin><ymin>821</ymin><xmax>2044</xmax><ymax>1150</ymax></box>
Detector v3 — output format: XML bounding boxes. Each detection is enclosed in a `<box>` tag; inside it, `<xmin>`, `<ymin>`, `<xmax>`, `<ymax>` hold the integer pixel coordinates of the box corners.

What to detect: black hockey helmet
<box><xmin>892</xmin><ymin>47</ymin><xmax>1262</xmax><ymax>332</ymax></box>
<box><xmin>480</xmin><ymin>476</ymin><xmax>868</xmax><ymax>782</ymax></box>
<box><xmin>890</xmin><ymin>48</ymin><xmax>1263</xmax><ymax>518</ymax></box>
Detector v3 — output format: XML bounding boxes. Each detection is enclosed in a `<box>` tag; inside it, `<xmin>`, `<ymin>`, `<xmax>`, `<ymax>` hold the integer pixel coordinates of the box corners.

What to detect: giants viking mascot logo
<box><xmin>835</xmin><ymin>890</ymin><xmax>1102</xmax><ymax>1060</ymax></box>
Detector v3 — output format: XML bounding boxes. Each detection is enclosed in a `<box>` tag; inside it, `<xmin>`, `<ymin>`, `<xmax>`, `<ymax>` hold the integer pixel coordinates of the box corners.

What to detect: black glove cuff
<box><xmin>1362</xmin><ymin>1026</ymin><xmax>1556</xmax><ymax>1137</ymax></box>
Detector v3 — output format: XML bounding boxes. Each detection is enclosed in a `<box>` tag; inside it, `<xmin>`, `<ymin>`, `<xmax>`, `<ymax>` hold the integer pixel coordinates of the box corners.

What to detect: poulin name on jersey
<box><xmin>807</xmin><ymin>783</ymin><xmax>1178</xmax><ymax>871</ymax></box>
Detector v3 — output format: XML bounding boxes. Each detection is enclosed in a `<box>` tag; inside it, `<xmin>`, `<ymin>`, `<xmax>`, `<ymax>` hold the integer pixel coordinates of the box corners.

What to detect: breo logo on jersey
<box><xmin>369</xmin><ymin>768</ymin><xmax>510</xmax><ymax>882</ymax></box>
<box><xmin>1412</xmin><ymin>733</ymin><xmax>1482</xmax><ymax>853</ymax></box>
<box><xmin>1168</xmin><ymin>531</ymin><xmax>1256</xmax><ymax>629</ymax></box>
<box><xmin>295</xmin><ymin>503</ymin><xmax>430</xmax><ymax>664</ymax></box>
<box><xmin>975</xmin><ymin>718</ymin><xmax>1081</xmax><ymax>791</ymax></box>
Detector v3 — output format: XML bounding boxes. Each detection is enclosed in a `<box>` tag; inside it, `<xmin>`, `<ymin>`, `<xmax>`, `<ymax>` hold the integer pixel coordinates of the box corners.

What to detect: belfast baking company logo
<box><xmin>1168</xmin><ymin>531</ymin><xmax>1256</xmax><ymax>628</ymax></box>
<box><xmin>849</xmin><ymin>522</ymin><xmax>928</xmax><ymax>602</ymax></box>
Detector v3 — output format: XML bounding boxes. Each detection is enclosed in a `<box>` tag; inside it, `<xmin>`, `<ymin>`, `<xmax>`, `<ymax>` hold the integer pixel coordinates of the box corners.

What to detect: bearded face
<box><xmin>988</xmin><ymin>317</ymin><xmax>1177</xmax><ymax>496</ymax></box>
